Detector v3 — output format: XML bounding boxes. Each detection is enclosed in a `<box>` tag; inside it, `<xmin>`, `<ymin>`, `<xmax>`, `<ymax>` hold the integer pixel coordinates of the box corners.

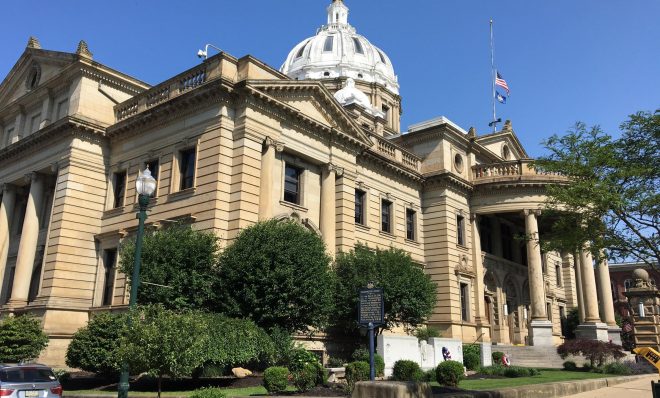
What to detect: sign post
<box><xmin>358</xmin><ymin>287</ymin><xmax>384</xmax><ymax>381</ymax></box>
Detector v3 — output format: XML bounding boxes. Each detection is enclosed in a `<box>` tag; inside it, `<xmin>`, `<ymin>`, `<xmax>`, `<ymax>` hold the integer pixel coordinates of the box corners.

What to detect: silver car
<box><xmin>0</xmin><ymin>364</ymin><xmax>62</xmax><ymax>398</ymax></box>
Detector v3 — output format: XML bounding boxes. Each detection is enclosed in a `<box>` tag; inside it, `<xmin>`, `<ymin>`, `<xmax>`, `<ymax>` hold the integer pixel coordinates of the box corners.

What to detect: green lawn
<box><xmin>455</xmin><ymin>369</ymin><xmax>620</xmax><ymax>390</ymax></box>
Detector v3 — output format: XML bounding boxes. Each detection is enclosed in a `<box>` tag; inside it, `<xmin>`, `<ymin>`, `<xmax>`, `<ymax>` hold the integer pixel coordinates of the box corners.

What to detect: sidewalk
<box><xmin>569</xmin><ymin>374</ymin><xmax>657</xmax><ymax>398</ymax></box>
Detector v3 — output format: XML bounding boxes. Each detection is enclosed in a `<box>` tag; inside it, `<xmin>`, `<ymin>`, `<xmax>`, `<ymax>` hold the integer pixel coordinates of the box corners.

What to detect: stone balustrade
<box><xmin>472</xmin><ymin>159</ymin><xmax>565</xmax><ymax>182</ymax></box>
<box><xmin>370</xmin><ymin>134</ymin><xmax>420</xmax><ymax>172</ymax></box>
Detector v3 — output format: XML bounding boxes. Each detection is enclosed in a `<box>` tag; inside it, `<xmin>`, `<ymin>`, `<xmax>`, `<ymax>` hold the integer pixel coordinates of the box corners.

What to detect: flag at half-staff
<box><xmin>495</xmin><ymin>71</ymin><xmax>510</xmax><ymax>95</ymax></box>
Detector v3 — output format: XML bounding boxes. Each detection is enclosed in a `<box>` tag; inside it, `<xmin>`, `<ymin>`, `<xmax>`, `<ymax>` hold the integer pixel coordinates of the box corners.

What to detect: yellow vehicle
<box><xmin>633</xmin><ymin>346</ymin><xmax>660</xmax><ymax>376</ymax></box>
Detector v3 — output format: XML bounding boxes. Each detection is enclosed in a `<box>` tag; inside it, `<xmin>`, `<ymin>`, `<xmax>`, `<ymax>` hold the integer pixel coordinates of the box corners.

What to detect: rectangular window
<box><xmin>381</xmin><ymin>199</ymin><xmax>392</xmax><ymax>233</ymax></box>
<box><xmin>355</xmin><ymin>189</ymin><xmax>366</xmax><ymax>225</ymax></box>
<box><xmin>145</xmin><ymin>159</ymin><xmax>159</xmax><ymax>196</ymax></box>
<box><xmin>456</xmin><ymin>214</ymin><xmax>465</xmax><ymax>246</ymax></box>
<box><xmin>406</xmin><ymin>208</ymin><xmax>416</xmax><ymax>240</ymax></box>
<box><xmin>179</xmin><ymin>148</ymin><xmax>196</xmax><ymax>190</ymax></box>
<box><xmin>284</xmin><ymin>163</ymin><xmax>302</xmax><ymax>204</ymax></box>
<box><xmin>323</xmin><ymin>35</ymin><xmax>334</xmax><ymax>52</ymax></box>
<box><xmin>102</xmin><ymin>249</ymin><xmax>117</xmax><ymax>306</ymax></box>
<box><xmin>112</xmin><ymin>171</ymin><xmax>126</xmax><ymax>208</ymax></box>
<box><xmin>546</xmin><ymin>302</ymin><xmax>553</xmax><ymax>321</ymax></box>
<box><xmin>460</xmin><ymin>282</ymin><xmax>469</xmax><ymax>321</ymax></box>
<box><xmin>555</xmin><ymin>261</ymin><xmax>562</xmax><ymax>286</ymax></box>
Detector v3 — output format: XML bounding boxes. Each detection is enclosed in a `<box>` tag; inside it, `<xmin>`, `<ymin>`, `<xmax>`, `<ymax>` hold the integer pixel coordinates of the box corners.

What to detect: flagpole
<box><xmin>490</xmin><ymin>19</ymin><xmax>497</xmax><ymax>133</ymax></box>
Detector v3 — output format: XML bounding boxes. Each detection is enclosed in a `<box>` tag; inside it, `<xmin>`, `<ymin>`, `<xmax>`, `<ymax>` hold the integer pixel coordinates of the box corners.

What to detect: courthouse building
<box><xmin>0</xmin><ymin>0</ymin><xmax>619</xmax><ymax>365</ymax></box>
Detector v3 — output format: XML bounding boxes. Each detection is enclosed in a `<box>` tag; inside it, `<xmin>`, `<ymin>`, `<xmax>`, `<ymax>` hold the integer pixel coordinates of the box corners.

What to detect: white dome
<box><xmin>280</xmin><ymin>0</ymin><xmax>399</xmax><ymax>95</ymax></box>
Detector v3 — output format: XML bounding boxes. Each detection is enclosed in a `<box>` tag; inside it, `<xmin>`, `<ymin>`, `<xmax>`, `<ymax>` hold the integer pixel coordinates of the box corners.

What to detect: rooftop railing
<box><xmin>472</xmin><ymin>159</ymin><xmax>565</xmax><ymax>182</ymax></box>
<box><xmin>370</xmin><ymin>134</ymin><xmax>421</xmax><ymax>173</ymax></box>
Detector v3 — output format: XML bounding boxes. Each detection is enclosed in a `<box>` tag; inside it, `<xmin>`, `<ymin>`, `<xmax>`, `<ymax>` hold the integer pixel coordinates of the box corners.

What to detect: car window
<box><xmin>0</xmin><ymin>368</ymin><xmax>57</xmax><ymax>383</ymax></box>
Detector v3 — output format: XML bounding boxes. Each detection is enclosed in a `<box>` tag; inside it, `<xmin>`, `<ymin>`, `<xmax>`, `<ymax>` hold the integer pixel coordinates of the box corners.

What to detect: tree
<box><xmin>66</xmin><ymin>312</ymin><xmax>125</xmax><ymax>376</ymax></box>
<box><xmin>333</xmin><ymin>244</ymin><xmax>437</xmax><ymax>334</ymax></box>
<box><xmin>118</xmin><ymin>305</ymin><xmax>207</xmax><ymax>398</ymax></box>
<box><xmin>534</xmin><ymin>111</ymin><xmax>659</xmax><ymax>267</ymax></box>
<box><xmin>216</xmin><ymin>219</ymin><xmax>334</xmax><ymax>333</ymax></box>
<box><xmin>0</xmin><ymin>315</ymin><xmax>48</xmax><ymax>362</ymax></box>
<box><xmin>119</xmin><ymin>224</ymin><xmax>221</xmax><ymax>311</ymax></box>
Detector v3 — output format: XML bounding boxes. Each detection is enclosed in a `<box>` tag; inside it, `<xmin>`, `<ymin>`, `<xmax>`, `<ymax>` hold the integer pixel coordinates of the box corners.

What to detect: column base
<box><xmin>4</xmin><ymin>298</ymin><xmax>28</xmax><ymax>310</ymax></box>
<box><xmin>576</xmin><ymin>322</ymin><xmax>609</xmax><ymax>341</ymax></box>
<box><xmin>528</xmin><ymin>319</ymin><xmax>554</xmax><ymax>346</ymax></box>
<box><xmin>607</xmin><ymin>326</ymin><xmax>622</xmax><ymax>345</ymax></box>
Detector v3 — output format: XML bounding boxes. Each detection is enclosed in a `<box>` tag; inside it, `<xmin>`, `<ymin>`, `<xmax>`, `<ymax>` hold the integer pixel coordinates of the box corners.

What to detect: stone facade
<box><xmin>0</xmin><ymin>3</ymin><xmax>619</xmax><ymax>367</ymax></box>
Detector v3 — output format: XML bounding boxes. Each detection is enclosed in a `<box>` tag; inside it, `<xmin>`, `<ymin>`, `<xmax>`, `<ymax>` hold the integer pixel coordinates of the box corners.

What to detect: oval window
<box><xmin>454</xmin><ymin>153</ymin><xmax>464</xmax><ymax>173</ymax></box>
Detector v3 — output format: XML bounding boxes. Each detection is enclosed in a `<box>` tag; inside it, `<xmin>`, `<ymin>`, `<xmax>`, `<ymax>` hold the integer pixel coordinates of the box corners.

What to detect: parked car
<box><xmin>0</xmin><ymin>364</ymin><xmax>62</xmax><ymax>398</ymax></box>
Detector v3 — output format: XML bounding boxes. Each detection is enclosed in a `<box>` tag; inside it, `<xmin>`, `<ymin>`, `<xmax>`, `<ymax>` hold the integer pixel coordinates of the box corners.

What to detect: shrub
<box><xmin>263</xmin><ymin>366</ymin><xmax>289</xmax><ymax>394</ymax></box>
<box><xmin>285</xmin><ymin>347</ymin><xmax>325</xmax><ymax>386</ymax></box>
<box><xmin>563</xmin><ymin>361</ymin><xmax>578</xmax><ymax>371</ymax></box>
<box><xmin>65</xmin><ymin>312</ymin><xmax>125</xmax><ymax>376</ymax></box>
<box><xmin>557</xmin><ymin>339</ymin><xmax>625</xmax><ymax>367</ymax></box>
<box><xmin>414</xmin><ymin>326</ymin><xmax>440</xmax><ymax>342</ymax></box>
<box><xmin>0</xmin><ymin>315</ymin><xmax>49</xmax><ymax>363</ymax></box>
<box><xmin>189</xmin><ymin>388</ymin><xmax>226</xmax><ymax>398</ymax></box>
<box><xmin>422</xmin><ymin>368</ymin><xmax>436</xmax><ymax>382</ymax></box>
<box><xmin>326</xmin><ymin>356</ymin><xmax>346</xmax><ymax>368</ymax></box>
<box><xmin>345</xmin><ymin>361</ymin><xmax>370</xmax><ymax>392</ymax></box>
<box><xmin>292</xmin><ymin>362</ymin><xmax>318</xmax><ymax>392</ymax></box>
<box><xmin>463</xmin><ymin>352</ymin><xmax>480</xmax><ymax>371</ymax></box>
<box><xmin>602</xmin><ymin>362</ymin><xmax>631</xmax><ymax>375</ymax></box>
<box><xmin>352</xmin><ymin>348</ymin><xmax>384</xmax><ymax>377</ymax></box>
<box><xmin>621</xmin><ymin>360</ymin><xmax>655</xmax><ymax>375</ymax></box>
<box><xmin>435</xmin><ymin>360</ymin><xmax>464</xmax><ymax>387</ymax></box>
<box><xmin>268</xmin><ymin>326</ymin><xmax>294</xmax><ymax>366</ymax></box>
<box><xmin>53</xmin><ymin>369</ymin><xmax>71</xmax><ymax>383</ymax></box>
<box><xmin>392</xmin><ymin>360</ymin><xmax>423</xmax><ymax>382</ymax></box>
<box><xmin>463</xmin><ymin>344</ymin><xmax>480</xmax><ymax>358</ymax></box>
<box><xmin>492</xmin><ymin>351</ymin><xmax>505</xmax><ymax>364</ymax></box>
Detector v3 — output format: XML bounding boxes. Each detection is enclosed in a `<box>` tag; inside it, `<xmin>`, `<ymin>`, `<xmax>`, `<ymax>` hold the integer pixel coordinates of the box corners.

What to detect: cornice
<box><xmin>359</xmin><ymin>150</ymin><xmax>424</xmax><ymax>183</ymax></box>
<box><xmin>422</xmin><ymin>171</ymin><xmax>473</xmax><ymax>194</ymax></box>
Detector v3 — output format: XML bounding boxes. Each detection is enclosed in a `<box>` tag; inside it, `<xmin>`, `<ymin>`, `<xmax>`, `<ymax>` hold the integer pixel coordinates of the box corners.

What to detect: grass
<box><xmin>454</xmin><ymin>369</ymin><xmax>621</xmax><ymax>390</ymax></box>
<box><xmin>64</xmin><ymin>386</ymin><xmax>296</xmax><ymax>397</ymax></box>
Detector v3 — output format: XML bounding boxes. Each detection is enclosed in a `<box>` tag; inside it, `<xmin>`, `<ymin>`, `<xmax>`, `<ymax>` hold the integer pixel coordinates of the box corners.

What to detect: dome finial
<box><xmin>327</xmin><ymin>0</ymin><xmax>349</xmax><ymax>25</ymax></box>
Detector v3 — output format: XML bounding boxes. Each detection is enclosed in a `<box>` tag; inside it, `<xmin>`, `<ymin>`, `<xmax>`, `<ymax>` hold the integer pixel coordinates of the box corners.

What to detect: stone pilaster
<box><xmin>7</xmin><ymin>173</ymin><xmax>44</xmax><ymax>307</ymax></box>
<box><xmin>576</xmin><ymin>248</ymin><xmax>609</xmax><ymax>341</ymax></box>
<box><xmin>258</xmin><ymin>137</ymin><xmax>283</xmax><ymax>220</ymax></box>
<box><xmin>0</xmin><ymin>184</ymin><xmax>17</xmax><ymax>293</ymax></box>
<box><xmin>320</xmin><ymin>163</ymin><xmax>342</xmax><ymax>256</ymax></box>
<box><xmin>524</xmin><ymin>209</ymin><xmax>553</xmax><ymax>346</ymax></box>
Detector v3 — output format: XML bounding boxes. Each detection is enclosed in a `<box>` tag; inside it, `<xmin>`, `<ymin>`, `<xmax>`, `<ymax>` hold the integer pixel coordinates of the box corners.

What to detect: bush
<box><xmin>602</xmin><ymin>362</ymin><xmax>632</xmax><ymax>375</ymax></box>
<box><xmin>422</xmin><ymin>368</ymin><xmax>436</xmax><ymax>382</ymax></box>
<box><xmin>463</xmin><ymin>344</ymin><xmax>480</xmax><ymax>358</ymax></box>
<box><xmin>345</xmin><ymin>361</ymin><xmax>370</xmax><ymax>392</ymax></box>
<box><xmin>268</xmin><ymin>327</ymin><xmax>294</xmax><ymax>366</ymax></box>
<box><xmin>65</xmin><ymin>312</ymin><xmax>125</xmax><ymax>376</ymax></box>
<box><xmin>285</xmin><ymin>347</ymin><xmax>325</xmax><ymax>386</ymax></box>
<box><xmin>463</xmin><ymin>352</ymin><xmax>480</xmax><ymax>371</ymax></box>
<box><xmin>53</xmin><ymin>369</ymin><xmax>71</xmax><ymax>383</ymax></box>
<box><xmin>492</xmin><ymin>351</ymin><xmax>505</xmax><ymax>364</ymax></box>
<box><xmin>563</xmin><ymin>361</ymin><xmax>578</xmax><ymax>371</ymax></box>
<box><xmin>392</xmin><ymin>360</ymin><xmax>423</xmax><ymax>382</ymax></box>
<box><xmin>557</xmin><ymin>339</ymin><xmax>625</xmax><ymax>367</ymax></box>
<box><xmin>326</xmin><ymin>356</ymin><xmax>346</xmax><ymax>367</ymax></box>
<box><xmin>621</xmin><ymin>360</ymin><xmax>655</xmax><ymax>375</ymax></box>
<box><xmin>352</xmin><ymin>348</ymin><xmax>384</xmax><ymax>377</ymax></box>
<box><xmin>435</xmin><ymin>360</ymin><xmax>464</xmax><ymax>387</ymax></box>
<box><xmin>189</xmin><ymin>388</ymin><xmax>227</xmax><ymax>398</ymax></box>
<box><xmin>292</xmin><ymin>362</ymin><xmax>318</xmax><ymax>392</ymax></box>
<box><xmin>479</xmin><ymin>365</ymin><xmax>540</xmax><ymax>377</ymax></box>
<box><xmin>0</xmin><ymin>315</ymin><xmax>49</xmax><ymax>363</ymax></box>
<box><xmin>414</xmin><ymin>326</ymin><xmax>440</xmax><ymax>342</ymax></box>
<box><xmin>263</xmin><ymin>366</ymin><xmax>289</xmax><ymax>394</ymax></box>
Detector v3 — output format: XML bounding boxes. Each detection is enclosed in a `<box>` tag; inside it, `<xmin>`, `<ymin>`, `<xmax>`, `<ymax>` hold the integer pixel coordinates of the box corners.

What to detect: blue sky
<box><xmin>1</xmin><ymin>0</ymin><xmax>658</xmax><ymax>157</ymax></box>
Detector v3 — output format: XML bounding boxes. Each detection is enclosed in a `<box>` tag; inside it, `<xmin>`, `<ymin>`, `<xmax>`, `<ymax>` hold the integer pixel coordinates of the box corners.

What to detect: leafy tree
<box><xmin>557</xmin><ymin>339</ymin><xmax>625</xmax><ymax>367</ymax></box>
<box><xmin>66</xmin><ymin>312</ymin><xmax>125</xmax><ymax>376</ymax></box>
<box><xmin>118</xmin><ymin>305</ymin><xmax>207</xmax><ymax>398</ymax></box>
<box><xmin>333</xmin><ymin>244</ymin><xmax>436</xmax><ymax>334</ymax></box>
<box><xmin>0</xmin><ymin>315</ymin><xmax>48</xmax><ymax>362</ymax></box>
<box><xmin>216</xmin><ymin>220</ymin><xmax>334</xmax><ymax>333</ymax></box>
<box><xmin>534</xmin><ymin>111</ymin><xmax>659</xmax><ymax>267</ymax></box>
<box><xmin>119</xmin><ymin>224</ymin><xmax>221</xmax><ymax>311</ymax></box>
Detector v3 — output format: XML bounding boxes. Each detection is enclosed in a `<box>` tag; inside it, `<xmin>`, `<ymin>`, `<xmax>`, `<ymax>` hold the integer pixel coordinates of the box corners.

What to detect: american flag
<box><xmin>495</xmin><ymin>71</ymin><xmax>510</xmax><ymax>94</ymax></box>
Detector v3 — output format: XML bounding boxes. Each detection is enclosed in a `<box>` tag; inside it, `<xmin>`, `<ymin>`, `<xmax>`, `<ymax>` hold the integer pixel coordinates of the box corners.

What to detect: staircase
<box><xmin>493</xmin><ymin>345</ymin><xmax>582</xmax><ymax>368</ymax></box>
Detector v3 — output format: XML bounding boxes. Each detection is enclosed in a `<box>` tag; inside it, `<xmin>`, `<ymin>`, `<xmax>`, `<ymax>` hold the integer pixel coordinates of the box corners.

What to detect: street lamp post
<box><xmin>117</xmin><ymin>167</ymin><xmax>156</xmax><ymax>398</ymax></box>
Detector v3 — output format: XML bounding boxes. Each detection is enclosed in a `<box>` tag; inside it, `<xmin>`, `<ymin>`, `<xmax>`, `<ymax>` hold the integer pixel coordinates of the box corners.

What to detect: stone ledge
<box><xmin>353</xmin><ymin>381</ymin><xmax>432</xmax><ymax>398</ymax></box>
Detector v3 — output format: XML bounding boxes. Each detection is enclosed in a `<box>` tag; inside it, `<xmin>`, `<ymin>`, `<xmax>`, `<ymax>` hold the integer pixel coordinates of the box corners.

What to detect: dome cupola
<box><xmin>280</xmin><ymin>0</ymin><xmax>399</xmax><ymax>95</ymax></box>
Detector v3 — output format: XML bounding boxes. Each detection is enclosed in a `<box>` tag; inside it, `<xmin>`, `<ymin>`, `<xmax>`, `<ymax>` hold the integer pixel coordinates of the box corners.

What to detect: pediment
<box><xmin>475</xmin><ymin>129</ymin><xmax>528</xmax><ymax>160</ymax></box>
<box><xmin>0</xmin><ymin>48</ymin><xmax>78</xmax><ymax>109</ymax></box>
<box><xmin>247</xmin><ymin>80</ymin><xmax>373</xmax><ymax>148</ymax></box>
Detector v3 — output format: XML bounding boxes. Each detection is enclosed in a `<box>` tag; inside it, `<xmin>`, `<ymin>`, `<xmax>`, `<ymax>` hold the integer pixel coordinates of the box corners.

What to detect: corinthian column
<box><xmin>258</xmin><ymin>137</ymin><xmax>283</xmax><ymax>220</ymax></box>
<box><xmin>524</xmin><ymin>209</ymin><xmax>553</xmax><ymax>346</ymax></box>
<box><xmin>596</xmin><ymin>251</ymin><xmax>621</xmax><ymax>343</ymax></box>
<box><xmin>576</xmin><ymin>247</ymin><xmax>609</xmax><ymax>341</ymax></box>
<box><xmin>7</xmin><ymin>173</ymin><xmax>44</xmax><ymax>307</ymax></box>
<box><xmin>0</xmin><ymin>185</ymin><xmax>17</xmax><ymax>293</ymax></box>
<box><xmin>320</xmin><ymin>163</ymin><xmax>342</xmax><ymax>256</ymax></box>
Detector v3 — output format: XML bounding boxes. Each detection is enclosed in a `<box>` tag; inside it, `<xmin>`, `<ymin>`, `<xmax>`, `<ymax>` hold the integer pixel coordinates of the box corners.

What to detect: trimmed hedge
<box><xmin>479</xmin><ymin>365</ymin><xmax>540</xmax><ymax>378</ymax></box>
<box><xmin>264</xmin><ymin>367</ymin><xmax>289</xmax><ymax>394</ymax></box>
<box><xmin>352</xmin><ymin>348</ymin><xmax>385</xmax><ymax>377</ymax></box>
<box><xmin>345</xmin><ymin>361</ymin><xmax>370</xmax><ymax>392</ymax></box>
<box><xmin>563</xmin><ymin>361</ymin><xmax>577</xmax><ymax>371</ymax></box>
<box><xmin>65</xmin><ymin>312</ymin><xmax>124</xmax><ymax>376</ymax></box>
<box><xmin>392</xmin><ymin>360</ymin><xmax>423</xmax><ymax>382</ymax></box>
<box><xmin>463</xmin><ymin>352</ymin><xmax>480</xmax><ymax>371</ymax></box>
<box><xmin>436</xmin><ymin>360</ymin><xmax>464</xmax><ymax>387</ymax></box>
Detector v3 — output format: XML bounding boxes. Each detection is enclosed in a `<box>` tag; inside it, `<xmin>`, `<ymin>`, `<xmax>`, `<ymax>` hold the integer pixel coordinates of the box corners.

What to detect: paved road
<box><xmin>571</xmin><ymin>375</ymin><xmax>658</xmax><ymax>398</ymax></box>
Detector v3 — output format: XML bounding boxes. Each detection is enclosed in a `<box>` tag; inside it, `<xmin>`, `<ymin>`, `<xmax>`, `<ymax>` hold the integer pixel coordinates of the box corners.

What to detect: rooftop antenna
<box><xmin>197</xmin><ymin>43</ymin><xmax>222</xmax><ymax>60</ymax></box>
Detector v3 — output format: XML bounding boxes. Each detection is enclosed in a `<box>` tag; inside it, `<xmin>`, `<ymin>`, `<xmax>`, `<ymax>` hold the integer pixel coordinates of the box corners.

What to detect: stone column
<box><xmin>573</xmin><ymin>252</ymin><xmax>586</xmax><ymax>323</ymax></box>
<box><xmin>596</xmin><ymin>252</ymin><xmax>621</xmax><ymax>344</ymax></box>
<box><xmin>524</xmin><ymin>209</ymin><xmax>553</xmax><ymax>346</ymax></box>
<box><xmin>320</xmin><ymin>163</ymin><xmax>342</xmax><ymax>256</ymax></box>
<box><xmin>470</xmin><ymin>214</ymin><xmax>490</xmax><ymax>341</ymax></box>
<box><xmin>7</xmin><ymin>173</ymin><xmax>44</xmax><ymax>307</ymax></box>
<box><xmin>576</xmin><ymin>248</ymin><xmax>609</xmax><ymax>341</ymax></box>
<box><xmin>0</xmin><ymin>185</ymin><xmax>17</xmax><ymax>292</ymax></box>
<box><xmin>258</xmin><ymin>137</ymin><xmax>282</xmax><ymax>220</ymax></box>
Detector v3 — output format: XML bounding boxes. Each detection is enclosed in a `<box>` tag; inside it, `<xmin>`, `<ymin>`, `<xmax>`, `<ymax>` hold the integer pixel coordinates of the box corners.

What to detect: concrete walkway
<box><xmin>567</xmin><ymin>375</ymin><xmax>657</xmax><ymax>398</ymax></box>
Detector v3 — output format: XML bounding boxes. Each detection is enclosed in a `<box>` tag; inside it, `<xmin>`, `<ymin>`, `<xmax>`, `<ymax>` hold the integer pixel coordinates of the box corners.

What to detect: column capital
<box><xmin>523</xmin><ymin>209</ymin><xmax>542</xmax><ymax>217</ymax></box>
<box><xmin>23</xmin><ymin>172</ymin><xmax>41</xmax><ymax>184</ymax></box>
<box><xmin>264</xmin><ymin>137</ymin><xmax>284</xmax><ymax>152</ymax></box>
<box><xmin>324</xmin><ymin>162</ymin><xmax>344</xmax><ymax>177</ymax></box>
<box><xmin>1</xmin><ymin>183</ymin><xmax>16</xmax><ymax>195</ymax></box>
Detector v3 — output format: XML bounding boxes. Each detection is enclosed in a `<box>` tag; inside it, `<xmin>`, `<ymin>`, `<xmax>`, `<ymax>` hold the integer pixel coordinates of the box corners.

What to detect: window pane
<box><xmin>284</xmin><ymin>164</ymin><xmax>300</xmax><ymax>204</ymax></box>
<box><xmin>460</xmin><ymin>283</ymin><xmax>469</xmax><ymax>321</ymax></box>
<box><xmin>146</xmin><ymin>160</ymin><xmax>159</xmax><ymax>196</ymax></box>
<box><xmin>457</xmin><ymin>215</ymin><xmax>465</xmax><ymax>246</ymax></box>
<box><xmin>102</xmin><ymin>249</ymin><xmax>116</xmax><ymax>306</ymax></box>
<box><xmin>113</xmin><ymin>172</ymin><xmax>126</xmax><ymax>208</ymax></box>
<box><xmin>406</xmin><ymin>209</ymin><xmax>415</xmax><ymax>240</ymax></box>
<box><xmin>381</xmin><ymin>200</ymin><xmax>391</xmax><ymax>233</ymax></box>
<box><xmin>353</xmin><ymin>37</ymin><xmax>364</xmax><ymax>54</ymax></box>
<box><xmin>355</xmin><ymin>190</ymin><xmax>365</xmax><ymax>224</ymax></box>
<box><xmin>180</xmin><ymin>148</ymin><xmax>196</xmax><ymax>190</ymax></box>
<box><xmin>323</xmin><ymin>36</ymin><xmax>334</xmax><ymax>52</ymax></box>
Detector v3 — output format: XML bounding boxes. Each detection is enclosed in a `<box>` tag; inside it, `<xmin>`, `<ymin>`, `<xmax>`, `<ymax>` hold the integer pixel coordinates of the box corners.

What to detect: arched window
<box><xmin>323</xmin><ymin>36</ymin><xmax>334</xmax><ymax>52</ymax></box>
<box><xmin>353</xmin><ymin>37</ymin><xmax>364</xmax><ymax>54</ymax></box>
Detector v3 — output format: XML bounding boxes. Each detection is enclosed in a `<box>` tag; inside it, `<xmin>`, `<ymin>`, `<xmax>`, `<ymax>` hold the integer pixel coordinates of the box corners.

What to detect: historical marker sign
<box><xmin>358</xmin><ymin>288</ymin><xmax>384</xmax><ymax>326</ymax></box>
